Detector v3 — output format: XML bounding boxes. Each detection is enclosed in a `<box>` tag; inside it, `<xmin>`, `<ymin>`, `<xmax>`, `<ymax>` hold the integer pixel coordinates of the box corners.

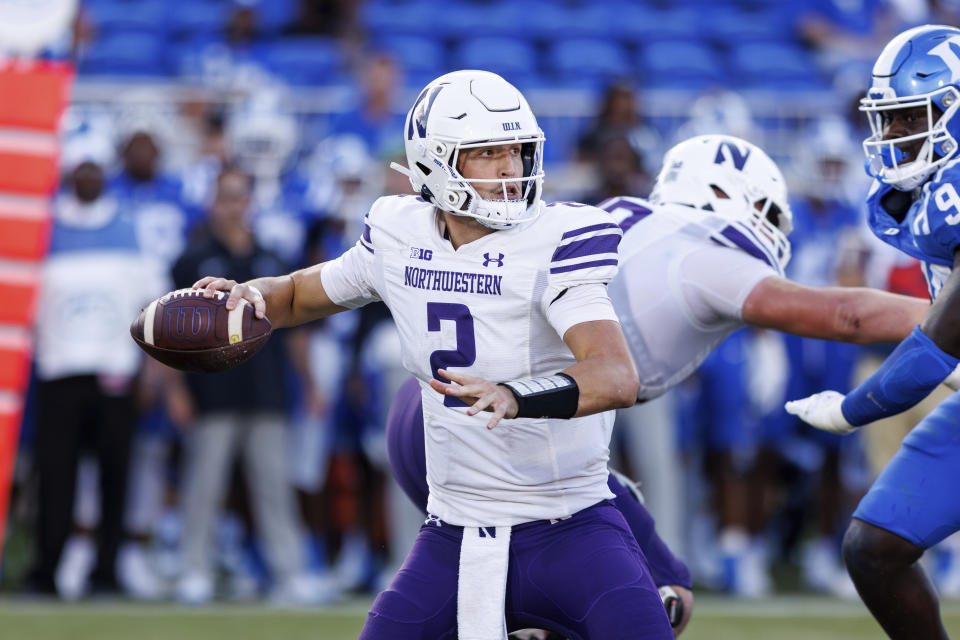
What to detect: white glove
<box><xmin>784</xmin><ymin>390</ymin><xmax>857</xmax><ymax>435</ymax></box>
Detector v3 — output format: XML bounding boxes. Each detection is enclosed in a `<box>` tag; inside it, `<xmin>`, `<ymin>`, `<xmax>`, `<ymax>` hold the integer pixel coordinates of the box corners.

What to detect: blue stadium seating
<box><xmin>729</xmin><ymin>42</ymin><xmax>824</xmax><ymax>90</ymax></box>
<box><xmin>169</xmin><ymin>3</ymin><xmax>228</xmax><ymax>39</ymax></box>
<box><xmin>362</xmin><ymin>1</ymin><xmax>436</xmax><ymax>38</ymax></box>
<box><xmin>377</xmin><ymin>36</ymin><xmax>447</xmax><ymax>77</ymax></box>
<box><xmin>613</xmin><ymin>7</ymin><xmax>701</xmax><ymax>44</ymax></box>
<box><xmin>548</xmin><ymin>39</ymin><xmax>631</xmax><ymax>83</ymax></box>
<box><xmin>455</xmin><ymin>37</ymin><xmax>539</xmax><ymax>79</ymax></box>
<box><xmin>640</xmin><ymin>40</ymin><xmax>725</xmax><ymax>90</ymax></box>
<box><xmin>702</xmin><ymin>7</ymin><xmax>794</xmax><ymax>46</ymax></box>
<box><xmin>79</xmin><ymin>31</ymin><xmax>171</xmax><ymax>76</ymax></box>
<box><xmin>258</xmin><ymin>38</ymin><xmax>342</xmax><ymax>86</ymax></box>
<box><xmin>524</xmin><ymin>2</ymin><xmax>617</xmax><ymax>41</ymax></box>
<box><xmin>86</xmin><ymin>0</ymin><xmax>168</xmax><ymax>36</ymax></box>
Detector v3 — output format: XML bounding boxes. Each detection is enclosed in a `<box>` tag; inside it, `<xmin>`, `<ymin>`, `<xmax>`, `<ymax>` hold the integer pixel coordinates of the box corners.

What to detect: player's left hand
<box><xmin>660</xmin><ymin>585</ymin><xmax>693</xmax><ymax>637</ymax></box>
<box><xmin>431</xmin><ymin>369</ymin><xmax>518</xmax><ymax>430</ymax></box>
<box><xmin>784</xmin><ymin>390</ymin><xmax>857</xmax><ymax>435</ymax></box>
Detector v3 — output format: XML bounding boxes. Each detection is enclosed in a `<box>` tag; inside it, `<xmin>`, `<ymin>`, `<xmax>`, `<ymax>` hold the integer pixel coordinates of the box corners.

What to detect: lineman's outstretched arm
<box><xmin>786</xmin><ymin>249</ymin><xmax>960</xmax><ymax>433</ymax></box>
<box><xmin>193</xmin><ymin>262</ymin><xmax>350</xmax><ymax>329</ymax></box>
<box><xmin>742</xmin><ymin>275</ymin><xmax>929</xmax><ymax>344</ymax></box>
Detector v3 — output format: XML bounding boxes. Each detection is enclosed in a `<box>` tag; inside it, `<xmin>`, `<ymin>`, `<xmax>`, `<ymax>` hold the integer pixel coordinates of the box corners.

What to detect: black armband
<box><xmin>501</xmin><ymin>373</ymin><xmax>579</xmax><ymax>419</ymax></box>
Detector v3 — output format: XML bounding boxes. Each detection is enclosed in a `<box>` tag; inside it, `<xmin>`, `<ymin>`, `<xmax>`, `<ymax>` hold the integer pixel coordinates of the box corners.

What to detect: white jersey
<box><xmin>599</xmin><ymin>197</ymin><xmax>781</xmax><ymax>401</ymax></box>
<box><xmin>321</xmin><ymin>195</ymin><xmax>623</xmax><ymax>526</ymax></box>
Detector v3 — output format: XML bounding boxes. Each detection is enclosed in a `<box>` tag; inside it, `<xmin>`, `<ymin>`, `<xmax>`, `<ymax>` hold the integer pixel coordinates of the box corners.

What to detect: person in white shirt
<box><xmin>193</xmin><ymin>70</ymin><xmax>672</xmax><ymax>640</ymax></box>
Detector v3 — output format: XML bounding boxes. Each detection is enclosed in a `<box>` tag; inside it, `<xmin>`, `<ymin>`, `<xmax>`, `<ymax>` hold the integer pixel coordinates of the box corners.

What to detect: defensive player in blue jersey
<box><xmin>787</xmin><ymin>25</ymin><xmax>960</xmax><ymax>640</ymax></box>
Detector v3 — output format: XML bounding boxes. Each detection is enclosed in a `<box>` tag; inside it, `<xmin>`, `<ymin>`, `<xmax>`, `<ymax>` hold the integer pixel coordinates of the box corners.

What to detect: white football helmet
<box><xmin>391</xmin><ymin>70</ymin><xmax>545</xmax><ymax>229</ymax></box>
<box><xmin>861</xmin><ymin>25</ymin><xmax>960</xmax><ymax>190</ymax></box>
<box><xmin>651</xmin><ymin>134</ymin><xmax>793</xmax><ymax>270</ymax></box>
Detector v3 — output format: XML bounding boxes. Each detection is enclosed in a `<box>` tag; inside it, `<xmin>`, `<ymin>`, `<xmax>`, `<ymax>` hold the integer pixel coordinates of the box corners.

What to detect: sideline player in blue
<box><xmin>787</xmin><ymin>25</ymin><xmax>960</xmax><ymax>640</ymax></box>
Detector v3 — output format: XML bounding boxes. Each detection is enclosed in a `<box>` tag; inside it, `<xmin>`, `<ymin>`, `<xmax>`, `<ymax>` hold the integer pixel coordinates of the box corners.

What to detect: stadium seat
<box><xmin>169</xmin><ymin>2</ymin><xmax>227</xmax><ymax>40</ymax></box>
<box><xmin>524</xmin><ymin>1</ymin><xmax>616</xmax><ymax>41</ymax></box>
<box><xmin>640</xmin><ymin>40</ymin><xmax>725</xmax><ymax>89</ymax></box>
<box><xmin>440</xmin><ymin>1</ymin><xmax>531</xmax><ymax>39</ymax></box>
<box><xmin>729</xmin><ymin>42</ymin><xmax>823</xmax><ymax>90</ymax></box>
<box><xmin>702</xmin><ymin>7</ymin><xmax>794</xmax><ymax>46</ymax></box>
<box><xmin>455</xmin><ymin>37</ymin><xmax>538</xmax><ymax>79</ymax></box>
<box><xmin>259</xmin><ymin>38</ymin><xmax>342</xmax><ymax>86</ymax></box>
<box><xmin>613</xmin><ymin>7</ymin><xmax>700</xmax><ymax>43</ymax></box>
<box><xmin>548</xmin><ymin>39</ymin><xmax>631</xmax><ymax>84</ymax></box>
<box><xmin>256</xmin><ymin>0</ymin><xmax>299</xmax><ymax>34</ymax></box>
<box><xmin>79</xmin><ymin>32</ymin><xmax>171</xmax><ymax>76</ymax></box>
<box><xmin>85</xmin><ymin>0</ymin><xmax>168</xmax><ymax>36</ymax></box>
<box><xmin>377</xmin><ymin>36</ymin><xmax>447</xmax><ymax>77</ymax></box>
<box><xmin>363</xmin><ymin>1</ymin><xmax>436</xmax><ymax>38</ymax></box>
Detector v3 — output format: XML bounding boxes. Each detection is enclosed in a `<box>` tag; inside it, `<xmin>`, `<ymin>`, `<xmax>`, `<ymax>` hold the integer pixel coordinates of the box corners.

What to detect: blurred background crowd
<box><xmin>5</xmin><ymin>0</ymin><xmax>960</xmax><ymax>608</ymax></box>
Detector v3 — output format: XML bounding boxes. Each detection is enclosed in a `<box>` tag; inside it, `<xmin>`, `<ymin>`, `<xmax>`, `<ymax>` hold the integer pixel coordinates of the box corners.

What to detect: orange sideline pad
<box><xmin>0</xmin><ymin>61</ymin><xmax>73</xmax><ymax>557</ymax></box>
<box><xmin>0</xmin><ymin>62</ymin><xmax>74</xmax><ymax>132</ymax></box>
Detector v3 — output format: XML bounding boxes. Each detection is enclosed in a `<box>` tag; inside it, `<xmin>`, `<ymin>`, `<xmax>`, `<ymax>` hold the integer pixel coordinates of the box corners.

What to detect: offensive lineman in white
<box><xmin>599</xmin><ymin>137</ymin><xmax>928</xmax><ymax>590</ymax></box>
<box><xmin>194</xmin><ymin>71</ymin><xmax>673</xmax><ymax>639</ymax></box>
<box><xmin>603</xmin><ymin>134</ymin><xmax>928</xmax><ymax>401</ymax></box>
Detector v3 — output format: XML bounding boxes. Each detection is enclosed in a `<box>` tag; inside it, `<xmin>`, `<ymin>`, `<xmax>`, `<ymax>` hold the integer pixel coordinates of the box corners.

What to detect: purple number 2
<box><xmin>427</xmin><ymin>302</ymin><xmax>476</xmax><ymax>407</ymax></box>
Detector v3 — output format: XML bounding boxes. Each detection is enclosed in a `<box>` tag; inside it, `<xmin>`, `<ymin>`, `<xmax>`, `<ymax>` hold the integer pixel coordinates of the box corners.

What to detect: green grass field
<box><xmin>2</xmin><ymin>595</ymin><xmax>960</xmax><ymax>640</ymax></box>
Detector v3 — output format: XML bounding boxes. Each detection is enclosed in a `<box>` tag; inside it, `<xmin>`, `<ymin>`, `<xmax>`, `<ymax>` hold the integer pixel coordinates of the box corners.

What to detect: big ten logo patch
<box><xmin>165</xmin><ymin>306</ymin><xmax>211</xmax><ymax>343</ymax></box>
<box><xmin>410</xmin><ymin>247</ymin><xmax>433</xmax><ymax>261</ymax></box>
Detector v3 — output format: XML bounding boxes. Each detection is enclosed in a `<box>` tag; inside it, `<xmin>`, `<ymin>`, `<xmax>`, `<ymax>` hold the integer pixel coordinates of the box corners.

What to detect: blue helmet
<box><xmin>861</xmin><ymin>25</ymin><xmax>960</xmax><ymax>190</ymax></box>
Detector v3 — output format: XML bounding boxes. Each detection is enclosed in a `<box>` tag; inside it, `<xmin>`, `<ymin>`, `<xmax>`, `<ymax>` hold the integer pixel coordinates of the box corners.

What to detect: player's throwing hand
<box><xmin>430</xmin><ymin>368</ymin><xmax>519</xmax><ymax>430</ymax></box>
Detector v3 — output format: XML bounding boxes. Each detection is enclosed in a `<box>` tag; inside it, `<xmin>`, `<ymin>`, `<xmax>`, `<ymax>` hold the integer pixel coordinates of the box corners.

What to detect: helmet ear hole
<box><xmin>709</xmin><ymin>184</ymin><xmax>729</xmax><ymax>199</ymax></box>
<box><xmin>416</xmin><ymin>162</ymin><xmax>433</xmax><ymax>176</ymax></box>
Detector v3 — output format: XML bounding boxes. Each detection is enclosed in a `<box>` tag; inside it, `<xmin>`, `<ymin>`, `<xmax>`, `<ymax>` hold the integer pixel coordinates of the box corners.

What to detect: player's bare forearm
<box><xmin>742</xmin><ymin>276</ymin><xmax>929</xmax><ymax>344</ymax></box>
<box><xmin>562</xmin><ymin>320</ymin><xmax>639</xmax><ymax>415</ymax></box>
<box><xmin>194</xmin><ymin>262</ymin><xmax>348</xmax><ymax>328</ymax></box>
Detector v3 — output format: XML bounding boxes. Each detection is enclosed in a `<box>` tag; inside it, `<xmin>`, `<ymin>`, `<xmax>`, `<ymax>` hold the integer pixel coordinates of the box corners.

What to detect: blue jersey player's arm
<box><xmin>787</xmin><ymin>248</ymin><xmax>960</xmax><ymax>432</ymax></box>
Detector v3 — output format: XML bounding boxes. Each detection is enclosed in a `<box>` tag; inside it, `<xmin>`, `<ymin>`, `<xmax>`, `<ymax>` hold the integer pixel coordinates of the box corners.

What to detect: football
<box><xmin>130</xmin><ymin>288</ymin><xmax>272</xmax><ymax>373</ymax></box>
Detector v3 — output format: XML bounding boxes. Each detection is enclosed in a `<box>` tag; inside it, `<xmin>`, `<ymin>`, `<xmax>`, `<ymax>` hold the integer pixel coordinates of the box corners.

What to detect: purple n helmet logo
<box><xmin>714</xmin><ymin>142</ymin><xmax>750</xmax><ymax>171</ymax></box>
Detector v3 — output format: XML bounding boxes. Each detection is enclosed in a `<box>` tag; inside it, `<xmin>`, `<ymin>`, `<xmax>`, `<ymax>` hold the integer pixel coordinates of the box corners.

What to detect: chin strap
<box><xmin>389</xmin><ymin>161</ymin><xmax>413</xmax><ymax>178</ymax></box>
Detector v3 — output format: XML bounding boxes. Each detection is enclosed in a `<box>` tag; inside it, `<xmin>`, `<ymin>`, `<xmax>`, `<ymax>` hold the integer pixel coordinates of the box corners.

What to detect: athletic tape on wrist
<box><xmin>501</xmin><ymin>373</ymin><xmax>579</xmax><ymax>419</ymax></box>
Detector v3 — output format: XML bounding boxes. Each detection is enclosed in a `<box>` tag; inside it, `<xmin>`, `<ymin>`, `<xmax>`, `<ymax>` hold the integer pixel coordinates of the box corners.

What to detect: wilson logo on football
<box><xmin>165</xmin><ymin>307</ymin><xmax>212</xmax><ymax>342</ymax></box>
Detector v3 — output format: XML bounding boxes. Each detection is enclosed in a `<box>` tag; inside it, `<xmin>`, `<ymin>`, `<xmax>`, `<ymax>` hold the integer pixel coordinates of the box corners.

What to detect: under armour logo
<box><xmin>482</xmin><ymin>252</ymin><xmax>504</xmax><ymax>267</ymax></box>
<box><xmin>424</xmin><ymin>514</ymin><xmax>442</xmax><ymax>527</ymax></box>
<box><xmin>478</xmin><ymin>527</ymin><xmax>497</xmax><ymax>538</ymax></box>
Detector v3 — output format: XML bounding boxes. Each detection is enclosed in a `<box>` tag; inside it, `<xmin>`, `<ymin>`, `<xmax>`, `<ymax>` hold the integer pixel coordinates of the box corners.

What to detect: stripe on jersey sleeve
<box><xmin>359</xmin><ymin>219</ymin><xmax>374</xmax><ymax>254</ymax></box>
<box><xmin>550</xmin><ymin>222</ymin><xmax>621</xmax><ymax>274</ymax></box>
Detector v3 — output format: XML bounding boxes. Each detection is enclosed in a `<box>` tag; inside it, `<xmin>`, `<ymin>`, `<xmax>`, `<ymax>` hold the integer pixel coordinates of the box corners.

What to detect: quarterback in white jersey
<box><xmin>194</xmin><ymin>71</ymin><xmax>673</xmax><ymax>640</ymax></box>
<box><xmin>600</xmin><ymin>135</ymin><xmax>930</xmax><ymax>403</ymax></box>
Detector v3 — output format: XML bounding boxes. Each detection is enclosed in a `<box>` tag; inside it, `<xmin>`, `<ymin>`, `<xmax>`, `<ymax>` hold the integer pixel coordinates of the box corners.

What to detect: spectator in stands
<box><xmin>167</xmin><ymin>166</ymin><xmax>329</xmax><ymax>605</ymax></box>
<box><xmin>225</xmin><ymin>1</ymin><xmax>262</xmax><ymax>49</ymax></box>
<box><xmin>327</xmin><ymin>53</ymin><xmax>404</xmax><ymax>159</ymax></box>
<box><xmin>578</xmin><ymin>133</ymin><xmax>651</xmax><ymax>203</ymax></box>
<box><xmin>576</xmin><ymin>81</ymin><xmax>662</xmax><ymax>171</ymax></box>
<box><xmin>25</xmin><ymin>134</ymin><xmax>167</xmax><ymax>598</ymax></box>
<box><xmin>112</xmin><ymin>127</ymin><xmax>196</xmax><ymax>270</ymax></box>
